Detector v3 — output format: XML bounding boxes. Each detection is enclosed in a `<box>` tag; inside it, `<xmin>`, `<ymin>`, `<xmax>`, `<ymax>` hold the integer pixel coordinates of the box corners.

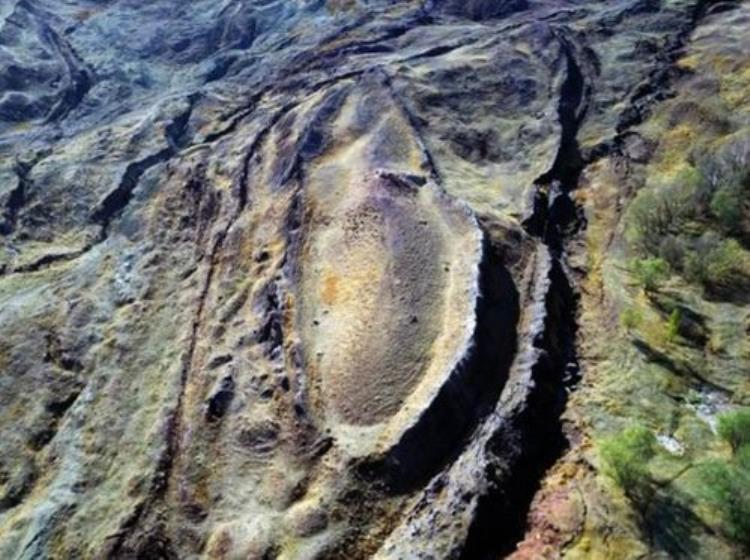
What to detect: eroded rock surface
<box><xmin>0</xmin><ymin>1</ymin><xmax>746</xmax><ymax>558</ymax></box>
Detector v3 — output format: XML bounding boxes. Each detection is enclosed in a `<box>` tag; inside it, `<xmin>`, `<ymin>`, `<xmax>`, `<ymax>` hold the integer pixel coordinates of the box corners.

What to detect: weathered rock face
<box><xmin>0</xmin><ymin>1</ymin><xmax>748</xmax><ymax>559</ymax></box>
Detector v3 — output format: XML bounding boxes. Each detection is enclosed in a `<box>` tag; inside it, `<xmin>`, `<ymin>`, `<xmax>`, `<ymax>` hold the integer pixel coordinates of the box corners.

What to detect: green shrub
<box><xmin>697</xmin><ymin>460</ymin><xmax>750</xmax><ymax>550</ymax></box>
<box><xmin>600</xmin><ymin>425</ymin><xmax>657</xmax><ymax>507</ymax></box>
<box><xmin>684</xmin><ymin>234</ymin><xmax>747</xmax><ymax>293</ymax></box>
<box><xmin>717</xmin><ymin>409</ymin><xmax>750</xmax><ymax>454</ymax></box>
<box><xmin>697</xmin><ymin>132</ymin><xmax>750</xmax><ymax>205</ymax></box>
<box><xmin>625</xmin><ymin>176</ymin><xmax>698</xmax><ymax>255</ymax></box>
<box><xmin>710</xmin><ymin>185</ymin><xmax>743</xmax><ymax>232</ymax></box>
<box><xmin>665</xmin><ymin>309</ymin><xmax>681</xmax><ymax>343</ymax></box>
<box><xmin>658</xmin><ymin>235</ymin><xmax>687</xmax><ymax>270</ymax></box>
<box><xmin>632</xmin><ymin>257</ymin><xmax>670</xmax><ymax>292</ymax></box>
<box><xmin>621</xmin><ymin>306</ymin><xmax>643</xmax><ymax>331</ymax></box>
<box><xmin>737</xmin><ymin>444</ymin><xmax>750</xmax><ymax>471</ymax></box>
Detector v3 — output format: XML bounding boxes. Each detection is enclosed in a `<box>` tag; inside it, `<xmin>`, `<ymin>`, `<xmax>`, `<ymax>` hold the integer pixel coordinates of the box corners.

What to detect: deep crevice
<box><xmin>0</xmin><ymin>159</ymin><xmax>32</xmax><ymax>235</ymax></box>
<box><xmin>463</xmin><ymin>2</ymin><xmax>725</xmax><ymax>552</ymax></box>
<box><xmin>90</xmin><ymin>147</ymin><xmax>174</xmax><ymax>237</ymax></box>
<box><xmin>614</xmin><ymin>0</ymin><xmax>730</xmax><ymax>134</ymax></box>
<box><xmin>463</xmin><ymin>33</ymin><xmax>587</xmax><ymax>558</ymax></box>
<box><xmin>462</xmin><ymin>256</ymin><xmax>580</xmax><ymax>559</ymax></box>
<box><xmin>285</xmin><ymin>20</ymin><xmax>418</xmax><ymax>76</ymax></box>
<box><xmin>41</xmin><ymin>23</ymin><xmax>94</xmax><ymax>123</ymax></box>
<box><xmin>202</xmin><ymin>88</ymin><xmax>269</xmax><ymax>144</ymax></box>
<box><xmin>583</xmin><ymin>0</ymin><xmax>737</xmax><ymax>166</ymax></box>
<box><xmin>91</xmin><ymin>99</ymin><xmax>198</xmax><ymax>238</ymax></box>
<box><xmin>10</xmin><ymin>245</ymin><xmax>91</xmax><ymax>274</ymax></box>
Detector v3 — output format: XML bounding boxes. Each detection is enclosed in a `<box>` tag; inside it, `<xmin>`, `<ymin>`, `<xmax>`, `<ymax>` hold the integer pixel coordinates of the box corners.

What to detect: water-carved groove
<box><xmin>605</xmin><ymin>0</ymin><xmax>729</xmax><ymax>144</ymax></box>
<box><xmin>91</xmin><ymin>148</ymin><xmax>173</xmax><ymax>236</ymax></box>
<box><xmin>9</xmin><ymin>246</ymin><xmax>91</xmax><ymax>275</ymax></box>
<box><xmin>382</xmin><ymin>70</ymin><xmax>442</xmax><ymax>183</ymax></box>
<box><xmin>462</xmin><ymin>31</ymin><xmax>588</xmax><ymax>558</ymax></box>
<box><xmin>103</xmin><ymin>99</ymin><xmax>307</xmax><ymax>555</ymax></box>
<box><xmin>463</xmin><ymin>3</ymin><xmax>724</xmax><ymax>554</ymax></box>
<box><xmin>0</xmin><ymin>160</ymin><xmax>32</xmax><ymax>235</ymax></box>
<box><xmin>91</xmin><ymin>100</ymin><xmax>198</xmax><ymax>238</ymax></box>
<box><xmin>40</xmin><ymin>23</ymin><xmax>93</xmax><ymax>123</ymax></box>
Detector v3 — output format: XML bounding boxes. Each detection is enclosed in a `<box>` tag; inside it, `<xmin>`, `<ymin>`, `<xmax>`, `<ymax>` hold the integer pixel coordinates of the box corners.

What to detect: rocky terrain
<box><xmin>0</xmin><ymin>0</ymin><xmax>749</xmax><ymax>558</ymax></box>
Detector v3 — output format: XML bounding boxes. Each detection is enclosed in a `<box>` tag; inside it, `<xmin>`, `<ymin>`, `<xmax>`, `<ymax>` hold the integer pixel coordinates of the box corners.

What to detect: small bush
<box><xmin>697</xmin><ymin>460</ymin><xmax>750</xmax><ymax>550</ymax></box>
<box><xmin>697</xmin><ymin>132</ymin><xmax>750</xmax><ymax>233</ymax></box>
<box><xmin>621</xmin><ymin>306</ymin><xmax>643</xmax><ymax>331</ymax></box>
<box><xmin>658</xmin><ymin>235</ymin><xmax>687</xmax><ymax>270</ymax></box>
<box><xmin>697</xmin><ymin>132</ymin><xmax>750</xmax><ymax>204</ymax></box>
<box><xmin>717</xmin><ymin>408</ymin><xmax>750</xmax><ymax>454</ymax></box>
<box><xmin>737</xmin><ymin>445</ymin><xmax>750</xmax><ymax>471</ymax></box>
<box><xmin>684</xmin><ymin>234</ymin><xmax>747</xmax><ymax>293</ymax></box>
<box><xmin>665</xmin><ymin>309</ymin><xmax>681</xmax><ymax>343</ymax></box>
<box><xmin>600</xmin><ymin>425</ymin><xmax>657</xmax><ymax>507</ymax></box>
<box><xmin>710</xmin><ymin>185</ymin><xmax>743</xmax><ymax>233</ymax></box>
<box><xmin>625</xmin><ymin>176</ymin><xmax>698</xmax><ymax>255</ymax></box>
<box><xmin>632</xmin><ymin>257</ymin><xmax>670</xmax><ymax>292</ymax></box>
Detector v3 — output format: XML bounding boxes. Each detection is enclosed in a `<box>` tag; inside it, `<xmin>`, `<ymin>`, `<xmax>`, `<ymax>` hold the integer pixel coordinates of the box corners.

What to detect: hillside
<box><xmin>0</xmin><ymin>1</ymin><xmax>748</xmax><ymax>558</ymax></box>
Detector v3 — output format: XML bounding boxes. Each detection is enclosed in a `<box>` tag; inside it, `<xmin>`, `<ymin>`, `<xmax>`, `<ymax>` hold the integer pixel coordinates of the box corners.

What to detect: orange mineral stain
<box><xmin>321</xmin><ymin>273</ymin><xmax>339</xmax><ymax>305</ymax></box>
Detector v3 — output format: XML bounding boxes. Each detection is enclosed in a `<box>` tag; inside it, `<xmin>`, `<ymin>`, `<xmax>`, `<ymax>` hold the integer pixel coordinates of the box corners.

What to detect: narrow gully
<box><xmin>462</xmin><ymin>36</ymin><xmax>588</xmax><ymax>559</ymax></box>
<box><xmin>0</xmin><ymin>160</ymin><xmax>32</xmax><ymax>236</ymax></box>
<box><xmin>466</xmin><ymin>4</ymin><xmax>728</xmax><ymax>552</ymax></box>
<box><xmin>474</xmin><ymin>4</ymin><xmax>727</xmax><ymax>554</ymax></box>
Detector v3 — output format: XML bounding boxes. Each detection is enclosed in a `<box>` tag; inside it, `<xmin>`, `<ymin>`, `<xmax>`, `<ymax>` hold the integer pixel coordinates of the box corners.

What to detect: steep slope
<box><xmin>0</xmin><ymin>1</ymin><xmax>747</xmax><ymax>559</ymax></box>
<box><xmin>513</xmin><ymin>3</ymin><xmax>750</xmax><ymax>558</ymax></box>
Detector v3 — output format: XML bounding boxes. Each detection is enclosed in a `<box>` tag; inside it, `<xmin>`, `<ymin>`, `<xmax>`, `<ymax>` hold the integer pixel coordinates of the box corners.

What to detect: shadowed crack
<box><xmin>40</xmin><ymin>23</ymin><xmax>93</xmax><ymax>123</ymax></box>
<box><xmin>381</xmin><ymin>69</ymin><xmax>442</xmax><ymax>183</ymax></box>
<box><xmin>463</xmin><ymin>3</ymin><xmax>731</xmax><ymax>554</ymax></box>
<box><xmin>588</xmin><ymin>0</ymin><xmax>733</xmax><ymax>161</ymax></box>
<box><xmin>91</xmin><ymin>148</ymin><xmax>174</xmax><ymax>236</ymax></box>
<box><xmin>461</xmin><ymin>30</ymin><xmax>588</xmax><ymax>558</ymax></box>
<box><xmin>91</xmin><ymin>98</ymin><xmax>198</xmax><ymax>238</ymax></box>
<box><xmin>0</xmin><ymin>1</ymin><xmax>740</xmax><ymax>557</ymax></box>
<box><xmin>0</xmin><ymin>160</ymin><xmax>32</xmax><ymax>235</ymax></box>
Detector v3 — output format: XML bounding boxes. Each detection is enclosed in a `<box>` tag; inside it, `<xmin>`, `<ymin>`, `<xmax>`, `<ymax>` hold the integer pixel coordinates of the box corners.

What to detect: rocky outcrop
<box><xmin>0</xmin><ymin>0</ymin><xmax>746</xmax><ymax>558</ymax></box>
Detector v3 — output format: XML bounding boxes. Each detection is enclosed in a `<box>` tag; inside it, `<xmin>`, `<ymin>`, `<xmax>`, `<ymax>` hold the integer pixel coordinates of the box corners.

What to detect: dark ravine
<box><xmin>465</xmin><ymin>2</ymin><xmax>729</xmax><ymax>556</ymax></box>
<box><xmin>614</xmin><ymin>0</ymin><xmax>728</xmax><ymax>134</ymax></box>
<box><xmin>592</xmin><ymin>0</ymin><xmax>731</xmax><ymax>160</ymax></box>
<box><xmin>91</xmin><ymin>98</ymin><xmax>199</xmax><ymax>238</ymax></box>
<box><xmin>462</xmin><ymin>255</ymin><xmax>580</xmax><ymax>559</ymax></box>
<box><xmin>462</xmin><ymin>32</ymin><xmax>589</xmax><ymax>559</ymax></box>
<box><xmin>0</xmin><ymin>160</ymin><xmax>32</xmax><ymax>236</ymax></box>
<box><xmin>42</xmin><ymin>25</ymin><xmax>93</xmax><ymax>124</ymax></box>
<box><xmin>91</xmin><ymin>148</ymin><xmax>174</xmax><ymax>235</ymax></box>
